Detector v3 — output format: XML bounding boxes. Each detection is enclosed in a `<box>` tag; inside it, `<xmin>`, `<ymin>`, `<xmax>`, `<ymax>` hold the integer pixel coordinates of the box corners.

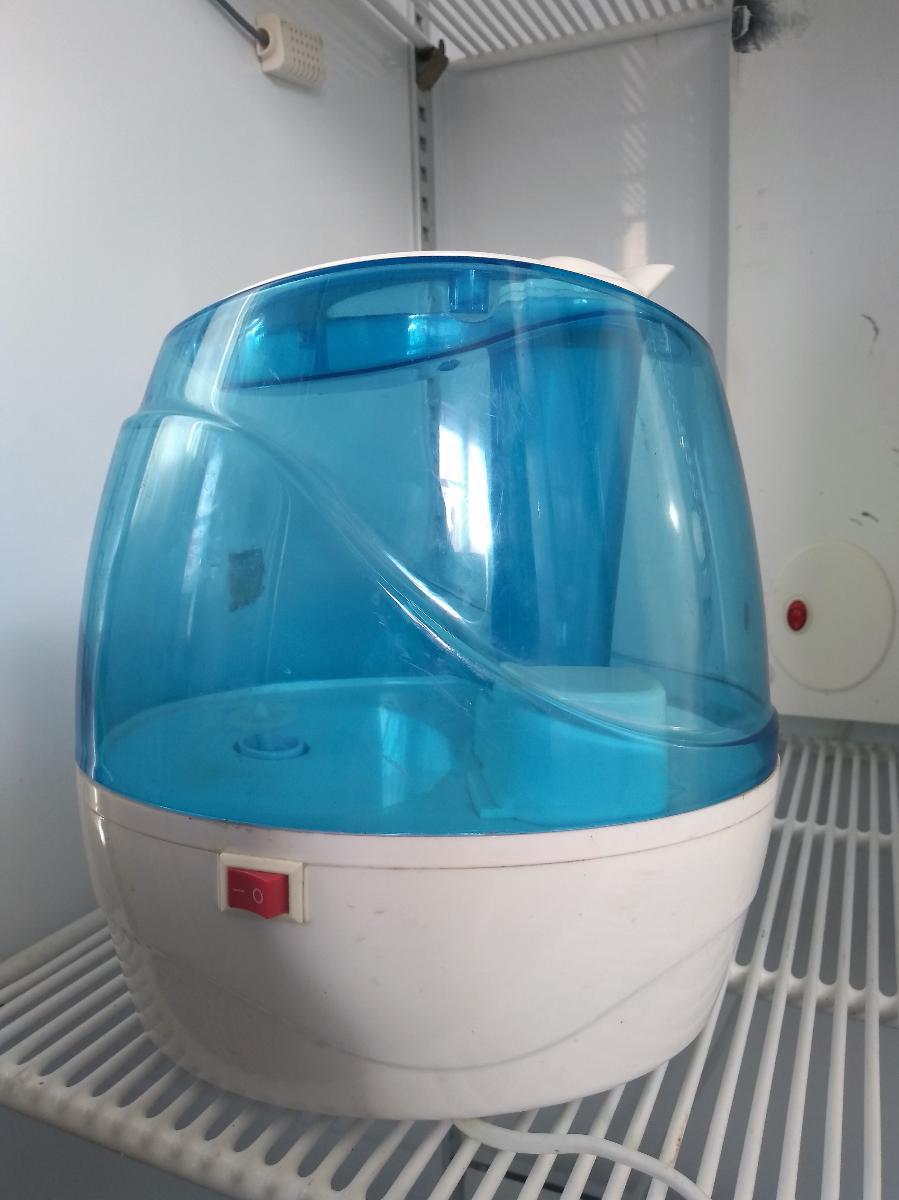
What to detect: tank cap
<box><xmin>541</xmin><ymin>257</ymin><xmax>674</xmax><ymax>298</ymax></box>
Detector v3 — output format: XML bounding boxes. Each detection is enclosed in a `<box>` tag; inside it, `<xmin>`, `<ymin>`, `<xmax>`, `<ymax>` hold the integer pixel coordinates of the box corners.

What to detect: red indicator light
<box><xmin>786</xmin><ymin>599</ymin><xmax>808</xmax><ymax>632</ymax></box>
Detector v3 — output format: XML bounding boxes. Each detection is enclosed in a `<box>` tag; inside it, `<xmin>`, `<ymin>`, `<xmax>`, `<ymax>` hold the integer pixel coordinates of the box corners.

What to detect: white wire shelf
<box><xmin>366</xmin><ymin>0</ymin><xmax>730</xmax><ymax>71</ymax></box>
<box><xmin>1</xmin><ymin>734</ymin><xmax>897</xmax><ymax>1199</ymax></box>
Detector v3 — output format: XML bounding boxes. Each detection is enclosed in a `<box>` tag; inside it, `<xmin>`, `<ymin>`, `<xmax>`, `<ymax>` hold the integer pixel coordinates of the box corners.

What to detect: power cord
<box><xmin>453</xmin><ymin>1118</ymin><xmax>712</xmax><ymax>1200</ymax></box>
<box><xmin>208</xmin><ymin>0</ymin><xmax>269</xmax><ymax>48</ymax></box>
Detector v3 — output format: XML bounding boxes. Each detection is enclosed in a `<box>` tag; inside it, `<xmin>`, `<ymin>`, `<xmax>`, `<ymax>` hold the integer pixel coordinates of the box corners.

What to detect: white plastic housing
<box><xmin>540</xmin><ymin>256</ymin><xmax>675</xmax><ymax>297</ymax></box>
<box><xmin>255</xmin><ymin>13</ymin><xmax>323</xmax><ymax>87</ymax></box>
<box><xmin>78</xmin><ymin>769</ymin><xmax>777</xmax><ymax>1119</ymax></box>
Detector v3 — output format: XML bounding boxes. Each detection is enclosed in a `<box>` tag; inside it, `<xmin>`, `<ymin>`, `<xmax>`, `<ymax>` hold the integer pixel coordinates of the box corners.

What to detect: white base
<box><xmin>77</xmin><ymin>769</ymin><xmax>777</xmax><ymax>1118</ymax></box>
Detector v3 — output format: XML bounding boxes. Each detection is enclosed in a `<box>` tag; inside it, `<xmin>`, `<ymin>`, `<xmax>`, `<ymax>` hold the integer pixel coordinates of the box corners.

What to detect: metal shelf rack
<box><xmin>1</xmin><ymin>734</ymin><xmax>897</xmax><ymax>1199</ymax></box>
<box><xmin>366</xmin><ymin>0</ymin><xmax>729</xmax><ymax>70</ymax></box>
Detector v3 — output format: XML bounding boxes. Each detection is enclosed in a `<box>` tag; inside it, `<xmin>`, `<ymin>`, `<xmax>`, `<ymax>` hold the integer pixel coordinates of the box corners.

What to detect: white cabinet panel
<box><xmin>728</xmin><ymin>0</ymin><xmax>899</xmax><ymax>721</ymax></box>
<box><xmin>433</xmin><ymin>22</ymin><xmax>731</xmax><ymax>365</ymax></box>
<box><xmin>0</xmin><ymin>0</ymin><xmax>414</xmax><ymax>962</ymax></box>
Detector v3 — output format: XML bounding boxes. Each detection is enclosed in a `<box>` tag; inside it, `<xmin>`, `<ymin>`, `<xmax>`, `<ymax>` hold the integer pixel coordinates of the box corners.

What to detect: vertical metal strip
<box><xmin>408</xmin><ymin>7</ymin><xmax>437</xmax><ymax>249</ymax></box>
<box><xmin>777</xmin><ymin>743</ymin><xmax>843</xmax><ymax>1197</ymax></box>
<box><xmin>890</xmin><ymin>749</ymin><xmax>899</xmax><ymax>1030</ymax></box>
<box><xmin>863</xmin><ymin>749</ymin><xmax>881</xmax><ymax>1200</ymax></box>
<box><xmin>821</xmin><ymin>748</ymin><xmax>861</xmax><ymax>1200</ymax></box>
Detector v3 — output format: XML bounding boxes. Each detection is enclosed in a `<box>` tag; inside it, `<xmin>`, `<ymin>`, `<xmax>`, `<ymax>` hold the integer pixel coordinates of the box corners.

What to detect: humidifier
<box><xmin>77</xmin><ymin>253</ymin><xmax>778</xmax><ymax>1118</ymax></box>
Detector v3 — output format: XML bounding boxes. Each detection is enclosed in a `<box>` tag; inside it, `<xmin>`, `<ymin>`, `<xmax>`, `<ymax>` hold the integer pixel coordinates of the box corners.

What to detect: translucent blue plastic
<box><xmin>77</xmin><ymin>255</ymin><xmax>777</xmax><ymax>834</ymax></box>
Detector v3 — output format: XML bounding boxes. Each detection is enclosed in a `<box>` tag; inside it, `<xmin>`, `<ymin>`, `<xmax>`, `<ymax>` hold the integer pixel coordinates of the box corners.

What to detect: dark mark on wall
<box><xmin>860</xmin><ymin>512</ymin><xmax>880</xmax><ymax>523</ymax></box>
<box><xmin>861</xmin><ymin>313</ymin><xmax>880</xmax><ymax>352</ymax></box>
<box><xmin>732</xmin><ymin>1</ymin><xmax>808</xmax><ymax>54</ymax></box>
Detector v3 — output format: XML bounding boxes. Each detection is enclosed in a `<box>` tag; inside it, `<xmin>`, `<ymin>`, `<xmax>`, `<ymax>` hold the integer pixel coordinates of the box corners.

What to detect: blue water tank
<box><xmin>77</xmin><ymin>254</ymin><xmax>777</xmax><ymax>835</ymax></box>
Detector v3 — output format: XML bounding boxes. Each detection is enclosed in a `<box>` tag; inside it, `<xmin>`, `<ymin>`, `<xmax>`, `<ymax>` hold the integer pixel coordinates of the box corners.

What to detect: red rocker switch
<box><xmin>226</xmin><ymin>866</ymin><xmax>290</xmax><ymax>919</ymax></box>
